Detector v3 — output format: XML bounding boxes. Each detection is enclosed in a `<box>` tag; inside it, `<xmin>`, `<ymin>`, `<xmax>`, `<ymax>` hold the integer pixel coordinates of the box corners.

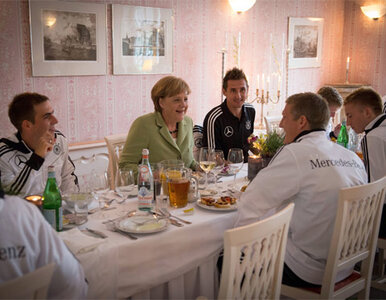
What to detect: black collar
<box><xmin>293</xmin><ymin>128</ymin><xmax>325</xmax><ymax>143</ymax></box>
<box><xmin>365</xmin><ymin>114</ymin><xmax>386</xmax><ymax>135</ymax></box>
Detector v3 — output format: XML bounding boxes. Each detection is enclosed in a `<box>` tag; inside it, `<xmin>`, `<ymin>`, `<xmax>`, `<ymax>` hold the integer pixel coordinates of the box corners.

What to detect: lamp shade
<box><xmin>360</xmin><ymin>4</ymin><xmax>386</xmax><ymax>20</ymax></box>
<box><xmin>228</xmin><ymin>0</ymin><xmax>256</xmax><ymax>13</ymax></box>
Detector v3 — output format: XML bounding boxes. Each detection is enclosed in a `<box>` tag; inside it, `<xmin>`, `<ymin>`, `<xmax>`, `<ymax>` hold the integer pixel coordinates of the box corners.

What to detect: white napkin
<box><xmin>59</xmin><ymin>228</ymin><xmax>106</xmax><ymax>255</ymax></box>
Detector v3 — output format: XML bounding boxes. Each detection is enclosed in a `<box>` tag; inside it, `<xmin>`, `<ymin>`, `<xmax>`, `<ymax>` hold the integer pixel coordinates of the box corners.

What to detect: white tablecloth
<box><xmin>59</xmin><ymin>167</ymin><xmax>248</xmax><ymax>299</ymax></box>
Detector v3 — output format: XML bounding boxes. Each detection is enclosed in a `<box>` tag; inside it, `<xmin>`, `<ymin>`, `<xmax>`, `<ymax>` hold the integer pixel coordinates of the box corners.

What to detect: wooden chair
<box><xmin>372</xmin><ymin>237</ymin><xmax>386</xmax><ymax>291</ymax></box>
<box><xmin>104</xmin><ymin>133</ymin><xmax>127</xmax><ymax>189</ymax></box>
<box><xmin>218</xmin><ymin>203</ymin><xmax>294</xmax><ymax>299</ymax></box>
<box><xmin>281</xmin><ymin>176</ymin><xmax>386</xmax><ymax>299</ymax></box>
<box><xmin>264</xmin><ymin>115</ymin><xmax>283</xmax><ymax>135</ymax></box>
<box><xmin>0</xmin><ymin>263</ymin><xmax>55</xmax><ymax>299</ymax></box>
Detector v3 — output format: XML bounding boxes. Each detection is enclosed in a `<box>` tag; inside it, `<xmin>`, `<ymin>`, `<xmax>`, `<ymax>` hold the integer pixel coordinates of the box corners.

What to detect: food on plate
<box><xmin>214</xmin><ymin>198</ymin><xmax>231</xmax><ymax>208</ymax></box>
<box><xmin>200</xmin><ymin>197</ymin><xmax>216</xmax><ymax>206</ymax></box>
<box><xmin>200</xmin><ymin>196</ymin><xmax>237</xmax><ymax>208</ymax></box>
<box><xmin>220</xmin><ymin>196</ymin><xmax>237</xmax><ymax>205</ymax></box>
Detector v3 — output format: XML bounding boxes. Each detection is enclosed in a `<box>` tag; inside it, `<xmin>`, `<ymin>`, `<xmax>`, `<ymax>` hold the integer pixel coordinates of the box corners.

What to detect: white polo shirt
<box><xmin>0</xmin><ymin>194</ymin><xmax>87</xmax><ymax>299</ymax></box>
<box><xmin>236</xmin><ymin>131</ymin><xmax>367</xmax><ymax>284</ymax></box>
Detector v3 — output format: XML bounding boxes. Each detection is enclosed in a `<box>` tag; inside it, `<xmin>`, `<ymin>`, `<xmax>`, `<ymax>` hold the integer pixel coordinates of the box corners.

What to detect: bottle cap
<box><xmin>48</xmin><ymin>166</ymin><xmax>55</xmax><ymax>172</ymax></box>
<box><xmin>142</xmin><ymin>149</ymin><xmax>149</xmax><ymax>156</ymax></box>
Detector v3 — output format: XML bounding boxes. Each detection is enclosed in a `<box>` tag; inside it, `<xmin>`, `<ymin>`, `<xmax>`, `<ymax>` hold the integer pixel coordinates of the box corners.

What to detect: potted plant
<box><xmin>247</xmin><ymin>130</ymin><xmax>284</xmax><ymax>180</ymax></box>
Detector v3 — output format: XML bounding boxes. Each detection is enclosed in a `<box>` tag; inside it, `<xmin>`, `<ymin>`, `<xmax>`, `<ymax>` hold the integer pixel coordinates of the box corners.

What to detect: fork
<box><xmin>160</xmin><ymin>208</ymin><xmax>192</xmax><ymax>225</ymax></box>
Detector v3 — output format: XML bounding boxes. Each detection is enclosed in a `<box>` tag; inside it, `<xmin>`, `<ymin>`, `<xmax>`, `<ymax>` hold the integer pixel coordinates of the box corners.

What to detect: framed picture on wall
<box><xmin>288</xmin><ymin>17</ymin><xmax>324</xmax><ymax>69</ymax></box>
<box><xmin>112</xmin><ymin>5</ymin><xmax>173</xmax><ymax>75</ymax></box>
<box><xmin>29</xmin><ymin>0</ymin><xmax>107</xmax><ymax>76</ymax></box>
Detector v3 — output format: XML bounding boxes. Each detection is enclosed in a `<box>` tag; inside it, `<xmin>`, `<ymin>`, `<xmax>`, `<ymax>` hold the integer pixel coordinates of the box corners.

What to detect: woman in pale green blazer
<box><xmin>119</xmin><ymin>76</ymin><xmax>196</xmax><ymax>172</ymax></box>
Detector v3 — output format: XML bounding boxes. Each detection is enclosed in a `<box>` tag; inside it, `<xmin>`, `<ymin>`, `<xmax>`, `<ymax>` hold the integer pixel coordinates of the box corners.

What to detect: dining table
<box><xmin>59</xmin><ymin>165</ymin><xmax>249</xmax><ymax>299</ymax></box>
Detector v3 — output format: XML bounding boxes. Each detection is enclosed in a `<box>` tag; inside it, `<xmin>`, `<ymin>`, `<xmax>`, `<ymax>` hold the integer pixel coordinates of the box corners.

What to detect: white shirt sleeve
<box><xmin>235</xmin><ymin>147</ymin><xmax>300</xmax><ymax>227</ymax></box>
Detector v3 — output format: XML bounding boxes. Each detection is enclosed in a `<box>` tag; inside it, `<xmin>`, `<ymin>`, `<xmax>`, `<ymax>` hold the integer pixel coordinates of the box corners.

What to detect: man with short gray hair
<box><xmin>236</xmin><ymin>92</ymin><xmax>367</xmax><ymax>288</ymax></box>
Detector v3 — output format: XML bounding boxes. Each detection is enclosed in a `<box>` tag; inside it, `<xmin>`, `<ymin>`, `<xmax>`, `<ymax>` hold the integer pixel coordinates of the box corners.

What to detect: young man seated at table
<box><xmin>0</xmin><ymin>92</ymin><xmax>77</xmax><ymax>197</ymax></box>
<box><xmin>344</xmin><ymin>88</ymin><xmax>386</xmax><ymax>238</ymax></box>
<box><xmin>236</xmin><ymin>92</ymin><xmax>367</xmax><ymax>287</ymax></box>
<box><xmin>317</xmin><ymin>86</ymin><xmax>343</xmax><ymax>140</ymax></box>
<box><xmin>0</xmin><ymin>185</ymin><xmax>88</xmax><ymax>298</ymax></box>
<box><xmin>202</xmin><ymin>68</ymin><xmax>255</xmax><ymax>162</ymax></box>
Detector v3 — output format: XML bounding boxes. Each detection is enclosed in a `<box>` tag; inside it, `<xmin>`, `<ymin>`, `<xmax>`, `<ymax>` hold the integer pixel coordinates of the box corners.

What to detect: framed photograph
<box><xmin>288</xmin><ymin>17</ymin><xmax>324</xmax><ymax>69</ymax></box>
<box><xmin>29</xmin><ymin>0</ymin><xmax>107</xmax><ymax>76</ymax></box>
<box><xmin>112</xmin><ymin>5</ymin><xmax>173</xmax><ymax>75</ymax></box>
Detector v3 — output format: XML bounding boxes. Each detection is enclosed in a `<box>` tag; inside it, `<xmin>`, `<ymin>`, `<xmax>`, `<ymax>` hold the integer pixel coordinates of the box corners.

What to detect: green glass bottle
<box><xmin>337</xmin><ymin>120</ymin><xmax>349</xmax><ymax>148</ymax></box>
<box><xmin>42</xmin><ymin>166</ymin><xmax>63</xmax><ymax>231</ymax></box>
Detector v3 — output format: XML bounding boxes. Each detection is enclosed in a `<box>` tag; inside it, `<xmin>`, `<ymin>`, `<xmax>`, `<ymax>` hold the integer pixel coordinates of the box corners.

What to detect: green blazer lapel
<box><xmin>155</xmin><ymin>112</ymin><xmax>179</xmax><ymax>151</ymax></box>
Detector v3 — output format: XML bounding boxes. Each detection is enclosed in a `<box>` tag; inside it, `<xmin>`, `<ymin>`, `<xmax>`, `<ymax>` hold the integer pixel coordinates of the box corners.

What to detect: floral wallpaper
<box><xmin>0</xmin><ymin>0</ymin><xmax>384</xmax><ymax>144</ymax></box>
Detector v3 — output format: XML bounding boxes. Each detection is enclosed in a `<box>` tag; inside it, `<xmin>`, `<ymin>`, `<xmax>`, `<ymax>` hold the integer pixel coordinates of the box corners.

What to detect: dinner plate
<box><xmin>196</xmin><ymin>200</ymin><xmax>237</xmax><ymax>211</ymax></box>
<box><xmin>115</xmin><ymin>216</ymin><xmax>168</xmax><ymax>234</ymax></box>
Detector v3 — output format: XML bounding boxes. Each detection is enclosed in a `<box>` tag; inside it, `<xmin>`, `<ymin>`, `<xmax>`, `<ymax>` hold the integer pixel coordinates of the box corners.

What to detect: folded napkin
<box><xmin>59</xmin><ymin>227</ymin><xmax>106</xmax><ymax>255</ymax></box>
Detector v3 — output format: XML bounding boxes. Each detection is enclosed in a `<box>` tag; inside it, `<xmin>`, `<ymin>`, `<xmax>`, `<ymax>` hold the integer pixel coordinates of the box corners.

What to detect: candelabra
<box><xmin>249</xmin><ymin>88</ymin><xmax>281</xmax><ymax>129</ymax></box>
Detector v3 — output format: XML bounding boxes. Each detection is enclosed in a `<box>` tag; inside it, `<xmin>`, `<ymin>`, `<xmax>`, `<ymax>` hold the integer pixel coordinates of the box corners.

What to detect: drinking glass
<box><xmin>228</xmin><ymin>148</ymin><xmax>244</xmax><ymax>182</ymax></box>
<box><xmin>199</xmin><ymin>147</ymin><xmax>216</xmax><ymax>189</ymax></box>
<box><xmin>91</xmin><ymin>172</ymin><xmax>110</xmax><ymax>208</ymax></box>
<box><xmin>212</xmin><ymin>150</ymin><xmax>225</xmax><ymax>187</ymax></box>
<box><xmin>115</xmin><ymin>169</ymin><xmax>135</xmax><ymax>200</ymax></box>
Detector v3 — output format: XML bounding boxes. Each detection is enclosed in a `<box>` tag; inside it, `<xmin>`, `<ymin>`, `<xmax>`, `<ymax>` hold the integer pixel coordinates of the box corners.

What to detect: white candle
<box><xmin>278</xmin><ymin>74</ymin><xmax>282</xmax><ymax>90</ymax></box>
<box><xmin>262</xmin><ymin>73</ymin><xmax>265</xmax><ymax>90</ymax></box>
<box><xmin>267</xmin><ymin>76</ymin><xmax>270</xmax><ymax>91</ymax></box>
<box><xmin>257</xmin><ymin>74</ymin><xmax>260</xmax><ymax>89</ymax></box>
<box><xmin>346</xmin><ymin>57</ymin><xmax>350</xmax><ymax>71</ymax></box>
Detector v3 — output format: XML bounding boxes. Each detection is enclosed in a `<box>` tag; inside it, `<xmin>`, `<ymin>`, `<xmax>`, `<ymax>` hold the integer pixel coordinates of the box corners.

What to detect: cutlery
<box><xmin>111</xmin><ymin>226</ymin><xmax>138</xmax><ymax>240</ymax></box>
<box><xmin>151</xmin><ymin>210</ymin><xmax>183</xmax><ymax>227</ymax></box>
<box><xmin>160</xmin><ymin>208</ymin><xmax>192</xmax><ymax>225</ymax></box>
<box><xmin>102</xmin><ymin>209</ymin><xmax>137</xmax><ymax>224</ymax></box>
<box><xmin>89</xmin><ymin>206</ymin><xmax>116</xmax><ymax>214</ymax></box>
<box><xmin>85</xmin><ymin>228</ymin><xmax>107</xmax><ymax>239</ymax></box>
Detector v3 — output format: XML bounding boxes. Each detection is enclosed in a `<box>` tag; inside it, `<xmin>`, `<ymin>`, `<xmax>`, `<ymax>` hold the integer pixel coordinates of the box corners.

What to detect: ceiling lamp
<box><xmin>360</xmin><ymin>4</ymin><xmax>386</xmax><ymax>20</ymax></box>
<box><xmin>228</xmin><ymin>0</ymin><xmax>256</xmax><ymax>13</ymax></box>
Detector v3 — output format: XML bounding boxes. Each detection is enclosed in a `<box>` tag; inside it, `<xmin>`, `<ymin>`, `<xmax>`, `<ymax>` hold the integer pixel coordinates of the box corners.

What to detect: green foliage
<box><xmin>248</xmin><ymin>130</ymin><xmax>284</xmax><ymax>158</ymax></box>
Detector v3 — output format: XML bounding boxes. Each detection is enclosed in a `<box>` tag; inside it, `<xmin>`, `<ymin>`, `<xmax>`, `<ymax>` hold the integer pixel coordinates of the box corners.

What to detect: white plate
<box><xmin>116</xmin><ymin>216</ymin><xmax>168</xmax><ymax>234</ymax></box>
<box><xmin>196</xmin><ymin>200</ymin><xmax>237</xmax><ymax>211</ymax></box>
<box><xmin>200</xmin><ymin>189</ymin><xmax>217</xmax><ymax>196</ymax></box>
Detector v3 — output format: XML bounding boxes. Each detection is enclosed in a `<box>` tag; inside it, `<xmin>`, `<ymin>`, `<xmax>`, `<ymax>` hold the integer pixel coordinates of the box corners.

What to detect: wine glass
<box><xmin>211</xmin><ymin>150</ymin><xmax>225</xmax><ymax>188</ymax></box>
<box><xmin>115</xmin><ymin>169</ymin><xmax>135</xmax><ymax>200</ymax></box>
<box><xmin>227</xmin><ymin>148</ymin><xmax>244</xmax><ymax>182</ymax></box>
<box><xmin>199</xmin><ymin>147</ymin><xmax>216</xmax><ymax>189</ymax></box>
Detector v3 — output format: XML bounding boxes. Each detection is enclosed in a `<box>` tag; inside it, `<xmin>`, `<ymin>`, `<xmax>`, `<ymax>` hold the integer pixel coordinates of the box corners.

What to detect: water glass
<box><xmin>115</xmin><ymin>169</ymin><xmax>135</xmax><ymax>199</ymax></box>
<box><xmin>91</xmin><ymin>172</ymin><xmax>110</xmax><ymax>208</ymax></box>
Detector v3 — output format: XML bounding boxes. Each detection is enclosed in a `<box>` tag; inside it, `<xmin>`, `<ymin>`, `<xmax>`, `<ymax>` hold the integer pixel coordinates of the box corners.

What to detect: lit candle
<box><xmin>257</xmin><ymin>74</ymin><xmax>260</xmax><ymax>89</ymax></box>
<box><xmin>262</xmin><ymin>73</ymin><xmax>265</xmax><ymax>90</ymax></box>
<box><xmin>25</xmin><ymin>195</ymin><xmax>43</xmax><ymax>210</ymax></box>
<box><xmin>346</xmin><ymin>57</ymin><xmax>350</xmax><ymax>71</ymax></box>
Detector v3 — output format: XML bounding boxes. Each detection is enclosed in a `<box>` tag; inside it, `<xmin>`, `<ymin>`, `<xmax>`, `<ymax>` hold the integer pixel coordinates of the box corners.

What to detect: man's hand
<box><xmin>333</xmin><ymin>124</ymin><xmax>342</xmax><ymax>138</ymax></box>
<box><xmin>34</xmin><ymin>132</ymin><xmax>56</xmax><ymax>158</ymax></box>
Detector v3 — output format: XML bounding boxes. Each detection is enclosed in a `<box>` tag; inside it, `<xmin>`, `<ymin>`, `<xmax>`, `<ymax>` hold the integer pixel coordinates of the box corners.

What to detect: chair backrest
<box><xmin>0</xmin><ymin>263</ymin><xmax>55</xmax><ymax>299</ymax></box>
<box><xmin>264</xmin><ymin>116</ymin><xmax>282</xmax><ymax>135</ymax></box>
<box><xmin>72</xmin><ymin>153</ymin><xmax>109</xmax><ymax>189</ymax></box>
<box><xmin>104</xmin><ymin>133</ymin><xmax>127</xmax><ymax>189</ymax></box>
<box><xmin>193</xmin><ymin>125</ymin><xmax>204</xmax><ymax>161</ymax></box>
<box><xmin>319</xmin><ymin>176</ymin><xmax>386</xmax><ymax>299</ymax></box>
<box><xmin>218</xmin><ymin>203</ymin><xmax>294</xmax><ymax>300</ymax></box>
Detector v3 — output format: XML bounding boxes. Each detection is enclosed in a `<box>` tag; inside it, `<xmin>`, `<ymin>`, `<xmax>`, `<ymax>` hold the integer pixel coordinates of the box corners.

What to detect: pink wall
<box><xmin>0</xmin><ymin>0</ymin><xmax>384</xmax><ymax>144</ymax></box>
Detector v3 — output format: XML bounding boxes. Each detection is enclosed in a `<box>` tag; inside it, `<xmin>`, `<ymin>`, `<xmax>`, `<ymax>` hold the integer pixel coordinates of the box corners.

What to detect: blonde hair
<box><xmin>151</xmin><ymin>76</ymin><xmax>191</xmax><ymax>112</ymax></box>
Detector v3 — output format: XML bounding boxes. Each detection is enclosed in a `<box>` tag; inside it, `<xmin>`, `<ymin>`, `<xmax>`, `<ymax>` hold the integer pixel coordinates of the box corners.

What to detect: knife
<box><xmin>85</xmin><ymin>227</ymin><xmax>108</xmax><ymax>239</ymax></box>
